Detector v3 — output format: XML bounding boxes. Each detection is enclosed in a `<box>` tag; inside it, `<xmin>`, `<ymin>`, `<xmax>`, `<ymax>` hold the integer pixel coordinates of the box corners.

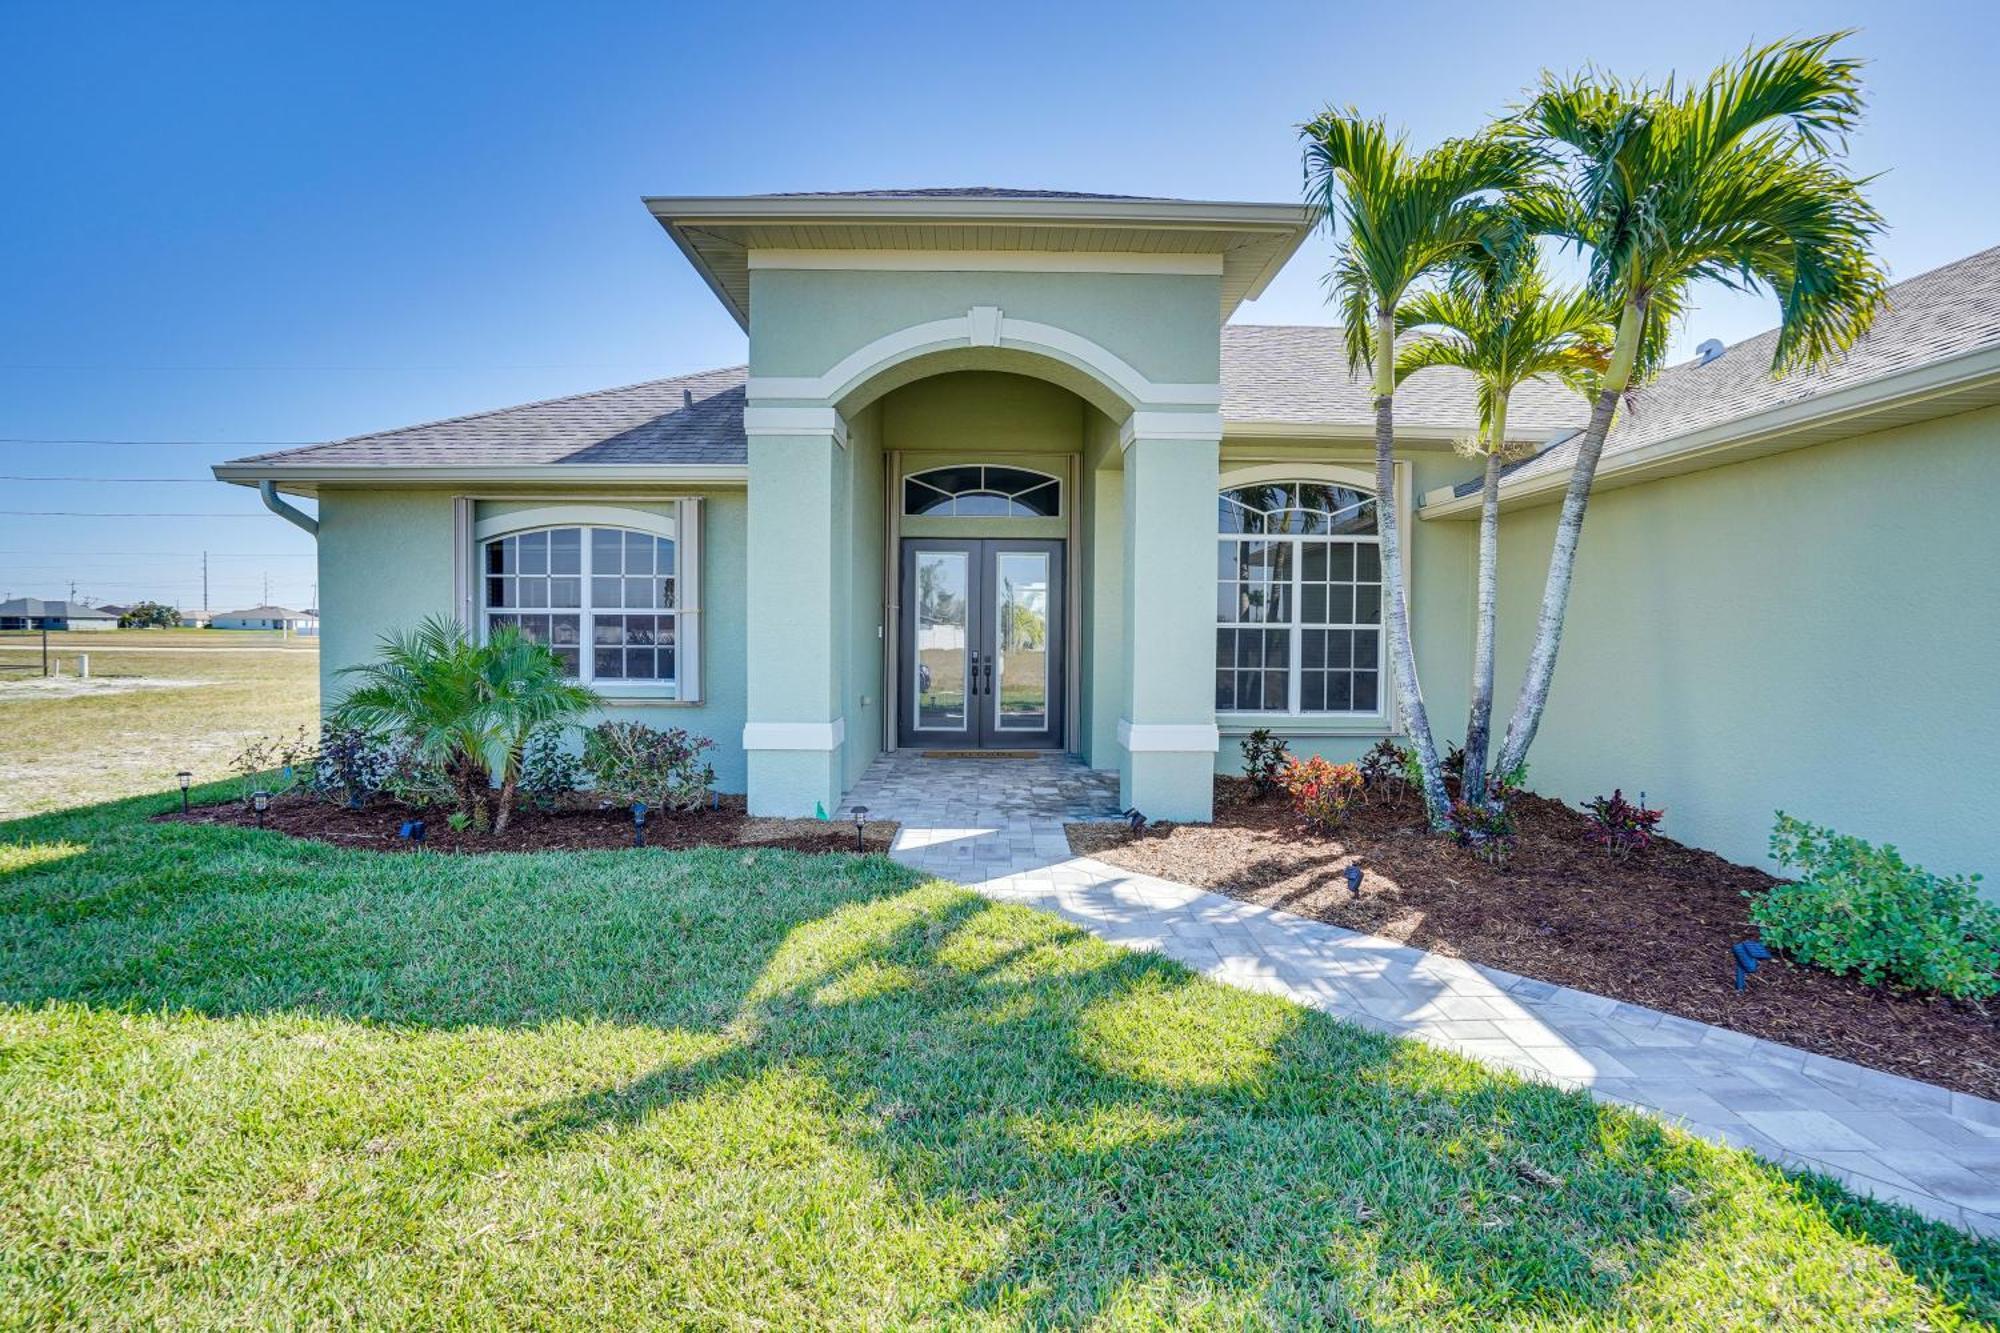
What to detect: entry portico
<box><xmin>649</xmin><ymin>190</ymin><xmax>1317</xmax><ymax>820</ymax></box>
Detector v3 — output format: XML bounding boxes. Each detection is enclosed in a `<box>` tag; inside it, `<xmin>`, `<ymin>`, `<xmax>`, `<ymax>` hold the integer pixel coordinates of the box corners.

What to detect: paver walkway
<box><xmin>842</xmin><ymin>750</ymin><xmax>2000</xmax><ymax>1237</ymax></box>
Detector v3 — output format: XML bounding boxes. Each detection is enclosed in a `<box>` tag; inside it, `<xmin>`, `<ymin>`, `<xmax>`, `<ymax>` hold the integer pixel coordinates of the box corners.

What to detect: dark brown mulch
<box><xmin>1067</xmin><ymin>777</ymin><xmax>2000</xmax><ymax>1100</ymax></box>
<box><xmin>159</xmin><ymin>791</ymin><xmax>899</xmax><ymax>857</ymax></box>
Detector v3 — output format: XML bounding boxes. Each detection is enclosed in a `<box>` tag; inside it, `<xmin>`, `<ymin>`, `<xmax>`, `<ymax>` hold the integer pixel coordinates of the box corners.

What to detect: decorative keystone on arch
<box><xmin>968</xmin><ymin>305</ymin><xmax>1002</xmax><ymax>347</ymax></box>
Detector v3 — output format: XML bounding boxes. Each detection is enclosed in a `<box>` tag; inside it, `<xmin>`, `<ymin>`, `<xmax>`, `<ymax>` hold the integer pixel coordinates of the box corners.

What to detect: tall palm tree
<box><xmin>1492</xmin><ymin>33</ymin><xmax>1887</xmax><ymax>780</ymax></box>
<box><xmin>1395</xmin><ymin>252</ymin><xmax>1613</xmax><ymax>805</ymax></box>
<box><xmin>1302</xmin><ymin>111</ymin><xmax>1540</xmax><ymax>826</ymax></box>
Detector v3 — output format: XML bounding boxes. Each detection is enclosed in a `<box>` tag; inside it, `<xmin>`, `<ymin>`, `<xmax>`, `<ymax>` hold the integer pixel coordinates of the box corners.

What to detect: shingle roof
<box><xmin>1221</xmin><ymin>325</ymin><xmax>1591</xmax><ymax>438</ymax></box>
<box><xmin>227</xmin><ymin>244</ymin><xmax>2000</xmax><ymax>476</ymax></box>
<box><xmin>234</xmin><ymin>365</ymin><xmax>748</xmax><ymax>468</ymax></box>
<box><xmin>215</xmin><ymin>605</ymin><xmax>310</xmax><ymax>619</ymax></box>
<box><xmin>0</xmin><ymin>598</ymin><xmax>116</xmax><ymax>618</ymax></box>
<box><xmin>1496</xmin><ymin>244</ymin><xmax>2000</xmax><ymax>490</ymax></box>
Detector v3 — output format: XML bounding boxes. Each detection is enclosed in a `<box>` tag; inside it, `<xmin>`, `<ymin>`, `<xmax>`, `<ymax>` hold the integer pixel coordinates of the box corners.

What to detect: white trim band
<box><xmin>743</xmin><ymin>719</ymin><xmax>847</xmax><ymax>751</ymax></box>
<box><xmin>742</xmin><ymin>406</ymin><xmax>849</xmax><ymax>448</ymax></box>
<box><xmin>1119</xmin><ymin>410</ymin><xmax>1226</xmax><ymax>448</ymax></box>
<box><xmin>1117</xmin><ymin>719</ymin><xmax>1221</xmax><ymax>753</ymax></box>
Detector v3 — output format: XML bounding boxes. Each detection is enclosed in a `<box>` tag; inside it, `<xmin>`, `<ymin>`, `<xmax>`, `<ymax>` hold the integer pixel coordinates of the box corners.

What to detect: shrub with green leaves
<box><xmin>519</xmin><ymin>726</ymin><xmax>584</xmax><ymax>812</ymax></box>
<box><xmin>1239</xmin><ymin>729</ymin><xmax>1290</xmax><ymax>797</ymax></box>
<box><xmin>1751</xmin><ymin>813</ymin><xmax>1998</xmax><ymax>999</ymax></box>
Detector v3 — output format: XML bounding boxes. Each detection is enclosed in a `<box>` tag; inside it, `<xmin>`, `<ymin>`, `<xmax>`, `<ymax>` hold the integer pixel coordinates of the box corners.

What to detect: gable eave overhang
<box><xmin>213</xmin><ymin>462</ymin><xmax>750</xmax><ymax>499</ymax></box>
<box><xmin>1418</xmin><ymin>342</ymin><xmax>2000</xmax><ymax>520</ymax></box>
<box><xmin>644</xmin><ymin>194</ymin><xmax>1319</xmax><ymax>331</ymax></box>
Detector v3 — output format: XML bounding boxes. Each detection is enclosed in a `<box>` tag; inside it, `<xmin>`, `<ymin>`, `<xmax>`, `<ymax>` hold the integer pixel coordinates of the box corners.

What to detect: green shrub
<box><xmin>582</xmin><ymin>721</ymin><xmax>716</xmax><ymax>813</ymax></box>
<box><xmin>1239</xmin><ymin>729</ymin><xmax>1290</xmax><ymax>797</ymax></box>
<box><xmin>1750</xmin><ymin>813</ymin><xmax>1997</xmax><ymax>999</ymax></box>
<box><xmin>519</xmin><ymin>726</ymin><xmax>584</xmax><ymax>812</ymax></box>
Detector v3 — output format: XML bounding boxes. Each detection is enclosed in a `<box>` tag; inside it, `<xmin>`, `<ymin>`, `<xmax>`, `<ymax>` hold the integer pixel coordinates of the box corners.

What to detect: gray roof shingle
<box><xmin>1221</xmin><ymin>325</ymin><xmax>1591</xmax><ymax>438</ymax></box>
<box><xmin>228</xmin><ymin>245</ymin><xmax>2000</xmax><ymax>475</ymax></box>
<box><xmin>234</xmin><ymin>365</ymin><xmax>748</xmax><ymax>468</ymax></box>
<box><xmin>1498</xmin><ymin>244</ymin><xmax>2000</xmax><ymax>490</ymax></box>
<box><xmin>0</xmin><ymin>598</ymin><xmax>116</xmax><ymax>618</ymax></box>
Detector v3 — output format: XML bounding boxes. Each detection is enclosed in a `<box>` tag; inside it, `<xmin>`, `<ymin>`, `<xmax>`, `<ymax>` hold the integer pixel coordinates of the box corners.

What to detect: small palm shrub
<box><xmin>1359</xmin><ymin>738</ymin><xmax>1411</xmax><ymax>797</ymax></box>
<box><xmin>1750</xmin><ymin>813</ymin><xmax>1998</xmax><ymax>999</ymax></box>
<box><xmin>583</xmin><ymin>721</ymin><xmax>717</xmax><ymax>814</ymax></box>
<box><xmin>311</xmin><ymin>724</ymin><xmax>392</xmax><ymax>809</ymax></box>
<box><xmin>1582</xmin><ymin>789</ymin><xmax>1664</xmax><ymax>859</ymax></box>
<box><xmin>1277</xmin><ymin>756</ymin><xmax>1364</xmax><ymax>834</ymax></box>
<box><xmin>1240</xmin><ymin>729</ymin><xmax>1291</xmax><ymax>797</ymax></box>
<box><xmin>519</xmin><ymin>726</ymin><xmax>584</xmax><ymax>812</ymax></box>
<box><xmin>331</xmin><ymin>616</ymin><xmax>601</xmax><ymax>833</ymax></box>
<box><xmin>1451</xmin><ymin>799</ymin><xmax>1518</xmax><ymax>867</ymax></box>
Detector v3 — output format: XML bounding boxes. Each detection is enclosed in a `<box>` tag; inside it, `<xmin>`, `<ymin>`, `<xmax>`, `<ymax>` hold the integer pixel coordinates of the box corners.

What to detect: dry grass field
<box><xmin>0</xmin><ymin>629</ymin><xmax>318</xmax><ymax>817</ymax></box>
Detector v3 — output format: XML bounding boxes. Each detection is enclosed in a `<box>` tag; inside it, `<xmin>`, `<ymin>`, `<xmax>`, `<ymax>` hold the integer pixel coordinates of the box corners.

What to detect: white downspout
<box><xmin>258</xmin><ymin>481</ymin><xmax>319</xmax><ymax>537</ymax></box>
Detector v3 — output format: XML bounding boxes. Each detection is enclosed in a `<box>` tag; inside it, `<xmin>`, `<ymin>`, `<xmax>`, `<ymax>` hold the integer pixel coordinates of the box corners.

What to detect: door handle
<box><xmin>969</xmin><ymin>650</ymin><xmax>982</xmax><ymax>697</ymax></box>
<box><xmin>982</xmin><ymin>658</ymin><xmax>993</xmax><ymax>695</ymax></box>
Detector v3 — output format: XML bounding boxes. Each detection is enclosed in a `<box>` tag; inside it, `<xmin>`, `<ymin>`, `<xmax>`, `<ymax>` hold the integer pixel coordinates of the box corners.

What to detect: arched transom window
<box><xmin>1217</xmin><ymin>481</ymin><xmax>1382</xmax><ymax>714</ymax></box>
<box><xmin>903</xmin><ymin>465</ymin><xmax>1060</xmax><ymax>518</ymax></box>
<box><xmin>484</xmin><ymin>526</ymin><xmax>678</xmax><ymax>687</ymax></box>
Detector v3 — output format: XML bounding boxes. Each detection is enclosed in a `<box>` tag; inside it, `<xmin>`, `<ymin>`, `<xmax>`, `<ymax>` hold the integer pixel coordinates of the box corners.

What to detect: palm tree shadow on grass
<box><xmin>510</xmin><ymin>879</ymin><xmax>1999</xmax><ymax>1325</ymax></box>
<box><xmin>4</xmin><ymin>793</ymin><xmax>1995</xmax><ymax>1323</ymax></box>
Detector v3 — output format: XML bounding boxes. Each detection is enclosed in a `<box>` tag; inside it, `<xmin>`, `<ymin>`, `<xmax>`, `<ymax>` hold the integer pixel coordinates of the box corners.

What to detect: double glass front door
<box><xmin>899</xmin><ymin>538</ymin><xmax>1064</xmax><ymax>749</ymax></box>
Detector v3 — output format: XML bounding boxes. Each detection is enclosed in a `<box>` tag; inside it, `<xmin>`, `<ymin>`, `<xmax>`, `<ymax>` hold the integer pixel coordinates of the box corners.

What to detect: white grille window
<box><xmin>1216</xmin><ymin>482</ymin><xmax>1382</xmax><ymax>715</ymax></box>
<box><xmin>484</xmin><ymin>524</ymin><xmax>681</xmax><ymax>690</ymax></box>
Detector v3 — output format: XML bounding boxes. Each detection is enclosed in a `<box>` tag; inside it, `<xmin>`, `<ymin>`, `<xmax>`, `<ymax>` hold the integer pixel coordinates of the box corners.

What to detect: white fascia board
<box><xmin>1418</xmin><ymin>344</ymin><xmax>2000</xmax><ymax>519</ymax></box>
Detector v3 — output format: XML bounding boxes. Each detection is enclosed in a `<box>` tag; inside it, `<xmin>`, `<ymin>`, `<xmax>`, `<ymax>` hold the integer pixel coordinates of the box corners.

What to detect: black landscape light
<box><xmin>251</xmin><ymin>790</ymin><xmax>270</xmax><ymax>828</ymax></box>
<box><xmin>176</xmin><ymin>770</ymin><xmax>192</xmax><ymax>814</ymax></box>
<box><xmin>1121</xmin><ymin>807</ymin><xmax>1146</xmax><ymax>833</ymax></box>
<box><xmin>850</xmin><ymin>805</ymin><xmax>870</xmax><ymax>852</ymax></box>
<box><xmin>1732</xmin><ymin>940</ymin><xmax>1772</xmax><ymax>991</ymax></box>
<box><xmin>1343</xmin><ymin>863</ymin><xmax>1363</xmax><ymax>897</ymax></box>
<box><xmin>633</xmin><ymin>801</ymin><xmax>648</xmax><ymax>848</ymax></box>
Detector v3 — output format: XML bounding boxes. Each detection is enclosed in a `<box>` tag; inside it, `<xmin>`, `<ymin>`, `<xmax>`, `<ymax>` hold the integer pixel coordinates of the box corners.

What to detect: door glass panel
<box><xmin>994</xmin><ymin>551</ymin><xmax>1050</xmax><ymax>732</ymax></box>
<box><xmin>914</xmin><ymin>551</ymin><xmax>969</xmax><ymax>732</ymax></box>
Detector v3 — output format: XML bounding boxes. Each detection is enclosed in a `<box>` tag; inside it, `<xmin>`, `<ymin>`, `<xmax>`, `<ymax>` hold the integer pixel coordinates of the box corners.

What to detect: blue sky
<box><xmin>3</xmin><ymin>1</ymin><xmax>1992</xmax><ymax>611</ymax></box>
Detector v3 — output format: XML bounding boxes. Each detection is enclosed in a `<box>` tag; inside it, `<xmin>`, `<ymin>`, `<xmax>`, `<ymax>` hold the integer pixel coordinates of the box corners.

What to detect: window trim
<box><xmin>472</xmin><ymin>501</ymin><xmax>703</xmax><ymax>703</ymax></box>
<box><xmin>1214</xmin><ymin>463</ymin><xmax>1408</xmax><ymax>732</ymax></box>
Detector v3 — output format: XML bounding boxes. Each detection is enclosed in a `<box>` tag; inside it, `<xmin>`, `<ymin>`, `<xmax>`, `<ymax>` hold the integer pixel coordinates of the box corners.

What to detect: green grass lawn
<box><xmin>3</xmin><ymin>788</ymin><xmax>1998</xmax><ymax>1328</ymax></box>
<box><xmin>0</xmin><ymin>631</ymin><xmax>318</xmax><ymax>818</ymax></box>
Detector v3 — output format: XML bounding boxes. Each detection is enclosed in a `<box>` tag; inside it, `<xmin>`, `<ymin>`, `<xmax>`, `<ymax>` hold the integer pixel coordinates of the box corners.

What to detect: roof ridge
<box><xmin>243</xmin><ymin>364</ymin><xmax>748</xmax><ymax>462</ymax></box>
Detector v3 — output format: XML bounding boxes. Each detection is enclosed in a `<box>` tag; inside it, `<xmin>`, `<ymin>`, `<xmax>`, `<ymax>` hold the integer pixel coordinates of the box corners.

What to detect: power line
<box><xmin>0</xmin><ymin>437</ymin><xmax>316</xmax><ymax>447</ymax></box>
<box><xmin>0</xmin><ymin>510</ymin><xmax>278</xmax><ymax>518</ymax></box>
<box><xmin>0</xmin><ymin>549</ymin><xmax>314</xmax><ymax>557</ymax></box>
<box><xmin>0</xmin><ymin>475</ymin><xmax>220</xmax><ymax>482</ymax></box>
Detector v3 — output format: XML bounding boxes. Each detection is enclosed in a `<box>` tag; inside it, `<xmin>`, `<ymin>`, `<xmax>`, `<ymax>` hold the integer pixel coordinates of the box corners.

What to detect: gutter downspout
<box><xmin>259</xmin><ymin>481</ymin><xmax>319</xmax><ymax>537</ymax></box>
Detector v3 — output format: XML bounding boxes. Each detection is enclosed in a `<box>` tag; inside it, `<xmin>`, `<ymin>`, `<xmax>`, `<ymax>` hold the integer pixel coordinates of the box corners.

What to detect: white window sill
<box><xmin>1217</xmin><ymin>713</ymin><xmax>1393</xmax><ymax>739</ymax></box>
<box><xmin>589</xmin><ymin>685</ymin><xmax>691</xmax><ymax>706</ymax></box>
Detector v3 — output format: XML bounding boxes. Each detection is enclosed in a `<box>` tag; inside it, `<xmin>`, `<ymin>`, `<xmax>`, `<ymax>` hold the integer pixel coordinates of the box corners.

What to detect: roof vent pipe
<box><xmin>1694</xmin><ymin>338</ymin><xmax>1726</xmax><ymax>366</ymax></box>
<box><xmin>683</xmin><ymin>388</ymin><xmax>695</xmax><ymax>409</ymax></box>
<box><xmin>258</xmin><ymin>481</ymin><xmax>319</xmax><ymax>537</ymax></box>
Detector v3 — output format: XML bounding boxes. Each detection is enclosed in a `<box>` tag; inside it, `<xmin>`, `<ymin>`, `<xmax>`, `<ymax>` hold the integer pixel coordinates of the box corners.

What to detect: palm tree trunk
<box><xmin>1459</xmin><ymin>395</ymin><xmax>1507</xmax><ymax>807</ymax></box>
<box><xmin>1372</xmin><ymin>311</ymin><xmax>1453</xmax><ymax>827</ymax></box>
<box><xmin>492</xmin><ymin>730</ymin><xmax>526</xmax><ymax>834</ymax></box>
<box><xmin>1494</xmin><ymin>299</ymin><xmax>1643</xmax><ymax>778</ymax></box>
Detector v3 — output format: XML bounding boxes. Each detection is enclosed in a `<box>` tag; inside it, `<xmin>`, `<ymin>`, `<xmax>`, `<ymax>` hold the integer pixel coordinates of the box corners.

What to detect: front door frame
<box><xmin>896</xmin><ymin>536</ymin><xmax>1065</xmax><ymax>750</ymax></box>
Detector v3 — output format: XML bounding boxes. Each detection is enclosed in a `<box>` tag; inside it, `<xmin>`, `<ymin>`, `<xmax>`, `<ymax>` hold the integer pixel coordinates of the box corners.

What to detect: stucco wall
<box><xmin>1484</xmin><ymin>405</ymin><xmax>2000</xmax><ymax>881</ymax></box>
<box><xmin>316</xmin><ymin>487</ymin><xmax>753</xmax><ymax>793</ymax></box>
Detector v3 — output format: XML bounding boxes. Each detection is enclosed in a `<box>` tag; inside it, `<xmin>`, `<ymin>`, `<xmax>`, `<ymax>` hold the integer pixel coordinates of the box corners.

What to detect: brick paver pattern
<box><xmin>841</xmin><ymin>750</ymin><xmax>2000</xmax><ymax>1237</ymax></box>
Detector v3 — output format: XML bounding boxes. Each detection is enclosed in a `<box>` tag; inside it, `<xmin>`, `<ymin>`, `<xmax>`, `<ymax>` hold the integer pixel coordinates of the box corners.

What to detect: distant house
<box><xmin>94</xmin><ymin>604</ymin><xmax>132</xmax><ymax>620</ymax></box>
<box><xmin>0</xmin><ymin>598</ymin><xmax>120</xmax><ymax>632</ymax></box>
<box><xmin>210</xmin><ymin>605</ymin><xmax>318</xmax><ymax>633</ymax></box>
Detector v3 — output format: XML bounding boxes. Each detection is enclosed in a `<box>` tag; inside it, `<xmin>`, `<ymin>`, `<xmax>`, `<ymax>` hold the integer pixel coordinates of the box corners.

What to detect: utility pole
<box><xmin>263</xmin><ymin>570</ymin><xmax>269</xmax><ymax>604</ymax></box>
<box><xmin>202</xmin><ymin>551</ymin><xmax>209</xmax><ymax>619</ymax></box>
<box><xmin>68</xmin><ymin>579</ymin><xmax>77</xmax><ymax>602</ymax></box>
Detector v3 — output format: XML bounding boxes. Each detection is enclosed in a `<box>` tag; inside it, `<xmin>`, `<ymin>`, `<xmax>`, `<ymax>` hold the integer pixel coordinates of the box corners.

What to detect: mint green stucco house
<box><xmin>215</xmin><ymin>190</ymin><xmax>2000</xmax><ymax>880</ymax></box>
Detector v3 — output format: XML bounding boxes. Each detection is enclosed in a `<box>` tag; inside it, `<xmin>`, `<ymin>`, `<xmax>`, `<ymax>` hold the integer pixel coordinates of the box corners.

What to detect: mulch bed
<box><xmin>1068</xmin><ymin>777</ymin><xmax>2000</xmax><ymax>1100</ymax></box>
<box><xmin>159</xmin><ymin>791</ymin><xmax>899</xmax><ymax>857</ymax></box>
